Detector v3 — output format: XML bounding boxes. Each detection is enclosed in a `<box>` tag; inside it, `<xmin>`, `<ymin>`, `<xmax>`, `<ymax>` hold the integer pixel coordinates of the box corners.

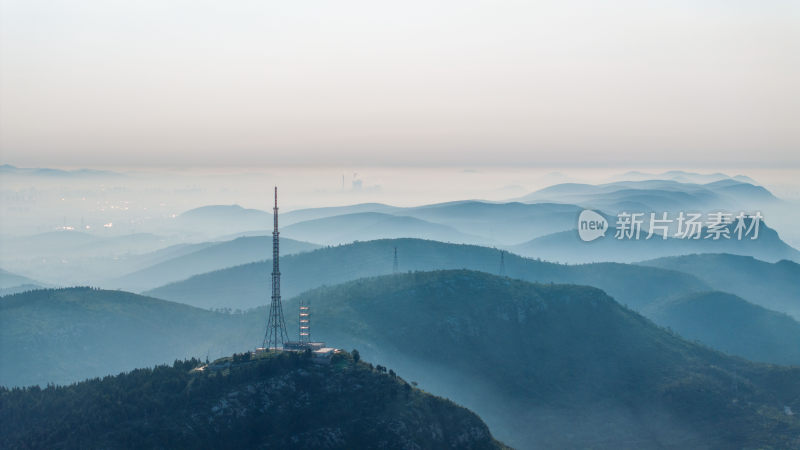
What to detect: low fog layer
<box><xmin>2</xmin><ymin>166</ymin><xmax>800</xmax><ymax>285</ymax></box>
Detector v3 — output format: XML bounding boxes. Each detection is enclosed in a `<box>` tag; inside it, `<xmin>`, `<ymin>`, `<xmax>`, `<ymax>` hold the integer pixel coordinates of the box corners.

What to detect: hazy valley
<box><xmin>2</xmin><ymin>168</ymin><xmax>800</xmax><ymax>449</ymax></box>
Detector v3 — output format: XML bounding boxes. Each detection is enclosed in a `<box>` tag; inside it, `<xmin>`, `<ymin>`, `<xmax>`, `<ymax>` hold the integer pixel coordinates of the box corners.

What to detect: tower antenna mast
<box><xmin>263</xmin><ymin>186</ymin><xmax>289</xmax><ymax>349</ymax></box>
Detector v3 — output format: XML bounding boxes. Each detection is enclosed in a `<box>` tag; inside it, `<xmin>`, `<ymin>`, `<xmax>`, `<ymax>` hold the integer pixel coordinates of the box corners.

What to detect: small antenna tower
<box><xmin>299</xmin><ymin>298</ymin><xmax>310</xmax><ymax>344</ymax></box>
<box><xmin>499</xmin><ymin>250</ymin><xmax>506</xmax><ymax>276</ymax></box>
<box><xmin>393</xmin><ymin>246</ymin><xmax>399</xmax><ymax>273</ymax></box>
<box><xmin>263</xmin><ymin>187</ymin><xmax>289</xmax><ymax>349</ymax></box>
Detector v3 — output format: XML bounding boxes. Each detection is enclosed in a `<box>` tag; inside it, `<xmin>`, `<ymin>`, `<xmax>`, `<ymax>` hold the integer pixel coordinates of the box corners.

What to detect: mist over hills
<box><xmin>128</xmin><ymin>240</ymin><xmax>220</xmax><ymax>268</ymax></box>
<box><xmin>509</xmin><ymin>179</ymin><xmax>795</xmax><ymax>254</ymax></box>
<box><xmin>288</xmin><ymin>270</ymin><xmax>800</xmax><ymax>449</ymax></box>
<box><xmin>144</xmin><ymin>238</ymin><xmax>707</xmax><ymax>311</ymax></box>
<box><xmin>512</xmin><ymin>220</ymin><xmax>800</xmax><ymax>265</ymax></box>
<box><xmin>648</xmin><ymin>291</ymin><xmax>800</xmax><ymax>365</ymax></box>
<box><xmin>176</xmin><ymin>205</ymin><xmax>489</xmax><ymax>245</ymax></box>
<box><xmin>282</xmin><ymin>212</ymin><xmax>486</xmax><ymax>246</ymax></box>
<box><xmin>0</xmin><ymin>229</ymin><xmax>315</xmax><ymax>290</ymax></box>
<box><xmin>174</xmin><ymin>204</ymin><xmax>272</xmax><ymax>236</ymax></box>
<box><xmin>0</xmin><ymin>284</ymin><xmax>43</xmax><ymax>296</ymax></box>
<box><xmin>6</xmin><ymin>229</ymin><xmax>100</xmax><ymax>249</ymax></box>
<box><xmin>8</xmin><ymin>194</ymin><xmax>793</xmax><ymax>290</ymax></box>
<box><xmin>282</xmin><ymin>202</ymin><xmax>401</xmax><ymax>224</ymax></box>
<box><xmin>181</xmin><ymin>200</ymin><xmax>581</xmax><ymax>246</ymax></box>
<box><xmin>5</xmin><ymin>273</ymin><xmax>800</xmax><ymax>448</ymax></box>
<box><xmin>399</xmin><ymin>201</ymin><xmax>580</xmax><ymax>244</ymax></box>
<box><xmin>167</xmin><ymin>179</ymin><xmax>797</xmax><ymax>267</ymax></box>
<box><xmin>0</xmin><ymin>268</ymin><xmax>44</xmax><ymax>289</ymax></box>
<box><xmin>0</xmin><ymin>351</ymin><xmax>505</xmax><ymax>449</ymax></box>
<box><xmin>1</xmin><ymin>231</ymin><xmax>172</xmax><ymax>258</ymax></box>
<box><xmin>118</xmin><ymin>178</ymin><xmax>796</xmax><ymax>274</ymax></box>
<box><xmin>109</xmin><ymin>236</ymin><xmax>320</xmax><ymax>292</ymax></box>
<box><xmin>4</xmin><ymin>169</ymin><xmax>800</xmax><ymax>448</ymax></box>
<box><xmin>9</xmin><ymin>267</ymin><xmax>797</xmax><ymax>387</ymax></box>
<box><xmin>0</xmin><ymin>164</ymin><xmax>121</xmax><ymax>178</ymax></box>
<box><xmin>3</xmin><ymin>172</ymin><xmax>795</xmax><ymax>287</ymax></box>
<box><xmin>0</xmin><ymin>269</ymin><xmax>49</xmax><ymax>296</ymax></box>
<box><xmin>0</xmin><ymin>288</ymin><xmax>257</xmax><ymax>387</ymax></box>
<box><xmin>140</xmin><ymin>239</ymin><xmax>800</xmax><ymax>366</ymax></box>
<box><xmin>283</xmin><ymin>201</ymin><xmax>581</xmax><ymax>245</ymax></box>
<box><xmin>640</xmin><ymin>253</ymin><xmax>800</xmax><ymax>319</ymax></box>
<box><xmin>515</xmin><ymin>178</ymin><xmax>778</xmax><ymax>212</ymax></box>
<box><xmin>0</xmin><ymin>230</ymin><xmax>184</xmax><ymax>286</ymax></box>
<box><xmin>609</xmin><ymin>170</ymin><xmax>758</xmax><ymax>185</ymax></box>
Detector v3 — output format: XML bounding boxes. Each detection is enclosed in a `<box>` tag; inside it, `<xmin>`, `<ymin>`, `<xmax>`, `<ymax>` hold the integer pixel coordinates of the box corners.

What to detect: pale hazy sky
<box><xmin>0</xmin><ymin>0</ymin><xmax>798</xmax><ymax>167</ymax></box>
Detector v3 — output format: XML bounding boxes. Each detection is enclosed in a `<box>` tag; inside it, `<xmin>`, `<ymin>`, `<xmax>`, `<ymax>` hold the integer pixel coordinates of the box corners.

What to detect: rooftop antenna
<box><xmin>393</xmin><ymin>246</ymin><xmax>399</xmax><ymax>273</ymax></box>
<box><xmin>499</xmin><ymin>250</ymin><xmax>506</xmax><ymax>276</ymax></box>
<box><xmin>262</xmin><ymin>186</ymin><xmax>289</xmax><ymax>350</ymax></box>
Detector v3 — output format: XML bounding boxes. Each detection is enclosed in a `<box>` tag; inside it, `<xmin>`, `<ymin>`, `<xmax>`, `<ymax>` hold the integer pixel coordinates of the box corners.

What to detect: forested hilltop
<box><xmin>0</xmin><ymin>351</ymin><xmax>505</xmax><ymax>450</ymax></box>
<box><xmin>5</xmin><ymin>271</ymin><xmax>800</xmax><ymax>448</ymax></box>
<box><xmin>297</xmin><ymin>270</ymin><xmax>800</xmax><ymax>449</ymax></box>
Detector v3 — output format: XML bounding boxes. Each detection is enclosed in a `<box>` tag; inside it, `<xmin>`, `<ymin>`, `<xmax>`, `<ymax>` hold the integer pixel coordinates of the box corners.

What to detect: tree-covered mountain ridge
<box><xmin>290</xmin><ymin>270</ymin><xmax>800</xmax><ymax>449</ymax></box>
<box><xmin>0</xmin><ymin>351</ymin><xmax>507</xmax><ymax>450</ymax></box>
<box><xmin>144</xmin><ymin>238</ymin><xmax>708</xmax><ymax>311</ymax></box>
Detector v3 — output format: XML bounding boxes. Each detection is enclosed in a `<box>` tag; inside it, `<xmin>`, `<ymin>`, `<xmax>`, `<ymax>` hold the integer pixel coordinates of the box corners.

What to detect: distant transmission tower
<box><xmin>499</xmin><ymin>250</ymin><xmax>506</xmax><ymax>276</ymax></box>
<box><xmin>393</xmin><ymin>246</ymin><xmax>399</xmax><ymax>273</ymax></box>
<box><xmin>263</xmin><ymin>187</ymin><xmax>288</xmax><ymax>350</ymax></box>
